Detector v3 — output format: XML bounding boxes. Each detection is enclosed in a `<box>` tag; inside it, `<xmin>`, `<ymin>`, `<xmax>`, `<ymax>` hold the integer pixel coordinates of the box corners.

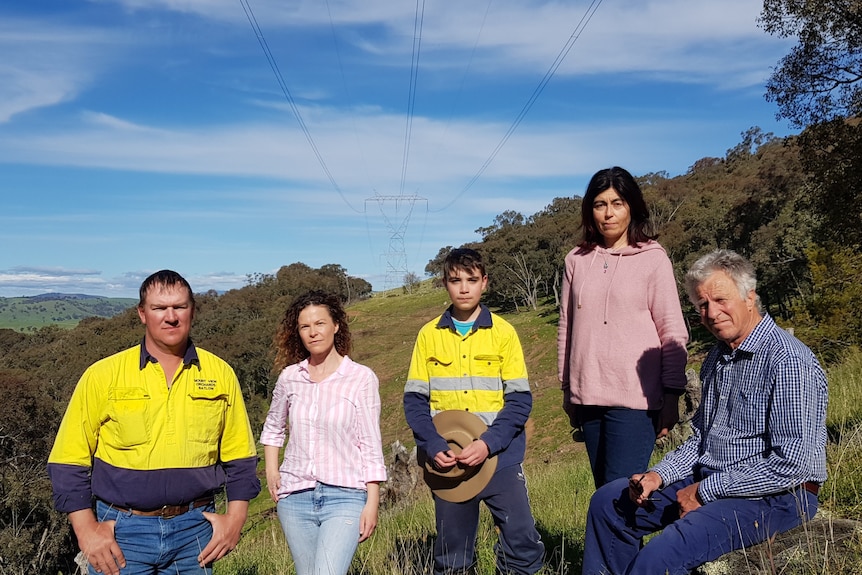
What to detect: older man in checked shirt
<box><xmin>581</xmin><ymin>249</ymin><xmax>828</xmax><ymax>575</ymax></box>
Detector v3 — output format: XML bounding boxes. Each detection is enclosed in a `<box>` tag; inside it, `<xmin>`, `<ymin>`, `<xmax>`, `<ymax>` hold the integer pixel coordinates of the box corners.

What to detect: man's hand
<box><xmin>198</xmin><ymin>500</ymin><xmax>249</xmax><ymax>567</ymax></box>
<box><xmin>69</xmin><ymin>509</ymin><xmax>125</xmax><ymax>575</ymax></box>
<box><xmin>676</xmin><ymin>481</ymin><xmax>703</xmax><ymax>518</ymax></box>
<box><xmin>455</xmin><ymin>439</ymin><xmax>489</xmax><ymax>468</ymax></box>
<box><xmin>628</xmin><ymin>471</ymin><xmax>662</xmax><ymax>508</ymax></box>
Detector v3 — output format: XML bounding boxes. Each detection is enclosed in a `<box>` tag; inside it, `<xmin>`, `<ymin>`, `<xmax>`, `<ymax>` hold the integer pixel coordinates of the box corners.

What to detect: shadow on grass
<box><xmin>537</xmin><ymin>524</ymin><xmax>583</xmax><ymax>574</ymax></box>
<box><xmin>827</xmin><ymin>416</ymin><xmax>862</xmax><ymax>444</ymax></box>
<box><xmin>380</xmin><ymin>530</ymin><xmax>583</xmax><ymax>575</ymax></box>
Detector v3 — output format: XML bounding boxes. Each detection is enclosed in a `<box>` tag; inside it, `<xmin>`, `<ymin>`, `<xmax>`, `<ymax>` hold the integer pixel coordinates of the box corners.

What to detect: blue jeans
<box><xmin>579</xmin><ymin>406</ymin><xmax>656</xmax><ymax>488</ymax></box>
<box><xmin>90</xmin><ymin>499</ymin><xmax>215</xmax><ymax>574</ymax></box>
<box><xmin>582</xmin><ymin>476</ymin><xmax>818</xmax><ymax>575</ymax></box>
<box><xmin>433</xmin><ymin>463</ymin><xmax>544</xmax><ymax>575</ymax></box>
<box><xmin>276</xmin><ymin>483</ymin><xmax>366</xmax><ymax>575</ymax></box>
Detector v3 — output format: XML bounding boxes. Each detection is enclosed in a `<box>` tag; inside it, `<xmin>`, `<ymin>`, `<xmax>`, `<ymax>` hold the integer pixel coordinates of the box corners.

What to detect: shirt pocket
<box><xmin>187</xmin><ymin>390</ymin><xmax>228</xmax><ymax>444</ymax></box>
<box><xmin>426</xmin><ymin>354</ymin><xmax>453</xmax><ymax>378</ymax></box>
<box><xmin>728</xmin><ymin>388</ymin><xmax>766</xmax><ymax>436</ymax></box>
<box><xmin>107</xmin><ymin>387</ymin><xmax>151</xmax><ymax>447</ymax></box>
<box><xmin>472</xmin><ymin>354</ymin><xmax>503</xmax><ymax>378</ymax></box>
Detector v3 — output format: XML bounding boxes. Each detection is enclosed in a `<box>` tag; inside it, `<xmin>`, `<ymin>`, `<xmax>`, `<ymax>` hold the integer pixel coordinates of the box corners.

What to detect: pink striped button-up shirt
<box><xmin>260</xmin><ymin>355</ymin><xmax>387</xmax><ymax>496</ymax></box>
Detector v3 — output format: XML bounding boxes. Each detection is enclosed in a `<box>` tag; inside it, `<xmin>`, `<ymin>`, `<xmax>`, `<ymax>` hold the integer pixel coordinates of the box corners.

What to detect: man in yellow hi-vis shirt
<box><xmin>48</xmin><ymin>270</ymin><xmax>260</xmax><ymax>575</ymax></box>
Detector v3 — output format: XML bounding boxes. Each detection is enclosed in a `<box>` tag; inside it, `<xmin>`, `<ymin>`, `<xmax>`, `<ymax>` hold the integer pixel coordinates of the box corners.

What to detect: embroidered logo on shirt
<box><xmin>194</xmin><ymin>378</ymin><xmax>217</xmax><ymax>391</ymax></box>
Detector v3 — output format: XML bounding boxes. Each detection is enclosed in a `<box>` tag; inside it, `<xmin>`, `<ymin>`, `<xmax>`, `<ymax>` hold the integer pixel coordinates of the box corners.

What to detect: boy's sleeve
<box><xmin>499</xmin><ymin>322</ymin><xmax>530</xmax><ymax>393</ymax></box>
<box><xmin>480</xmin><ymin>392</ymin><xmax>531</xmax><ymax>455</ymax></box>
<box><xmin>403</xmin><ymin>327</ymin><xmax>450</xmax><ymax>458</ymax></box>
<box><xmin>480</xmin><ymin>323</ymin><xmax>532</xmax><ymax>454</ymax></box>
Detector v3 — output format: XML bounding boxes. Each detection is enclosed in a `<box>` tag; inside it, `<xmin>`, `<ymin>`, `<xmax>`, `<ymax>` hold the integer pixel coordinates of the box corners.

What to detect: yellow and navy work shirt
<box><xmin>403</xmin><ymin>304</ymin><xmax>532</xmax><ymax>470</ymax></box>
<box><xmin>47</xmin><ymin>339</ymin><xmax>260</xmax><ymax>513</ymax></box>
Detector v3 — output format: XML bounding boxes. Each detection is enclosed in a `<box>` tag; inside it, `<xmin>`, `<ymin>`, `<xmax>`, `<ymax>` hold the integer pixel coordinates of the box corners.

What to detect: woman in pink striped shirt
<box><xmin>260</xmin><ymin>290</ymin><xmax>387</xmax><ymax>575</ymax></box>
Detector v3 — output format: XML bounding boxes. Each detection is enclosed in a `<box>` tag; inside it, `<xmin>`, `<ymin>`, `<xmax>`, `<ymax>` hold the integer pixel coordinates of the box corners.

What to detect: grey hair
<box><xmin>685</xmin><ymin>249</ymin><xmax>762</xmax><ymax>312</ymax></box>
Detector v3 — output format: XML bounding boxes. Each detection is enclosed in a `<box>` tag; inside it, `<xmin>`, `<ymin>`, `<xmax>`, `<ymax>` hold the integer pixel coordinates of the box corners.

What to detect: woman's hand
<box><xmin>359</xmin><ymin>483</ymin><xmax>380</xmax><ymax>542</ymax></box>
<box><xmin>263</xmin><ymin>445</ymin><xmax>282</xmax><ymax>503</ymax></box>
<box><xmin>562</xmin><ymin>387</ymin><xmax>582</xmax><ymax>429</ymax></box>
<box><xmin>655</xmin><ymin>392</ymin><xmax>681</xmax><ymax>438</ymax></box>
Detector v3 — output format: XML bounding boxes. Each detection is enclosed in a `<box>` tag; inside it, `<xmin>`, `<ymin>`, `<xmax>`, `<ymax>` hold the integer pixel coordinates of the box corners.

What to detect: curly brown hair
<box><xmin>273</xmin><ymin>290</ymin><xmax>352</xmax><ymax>371</ymax></box>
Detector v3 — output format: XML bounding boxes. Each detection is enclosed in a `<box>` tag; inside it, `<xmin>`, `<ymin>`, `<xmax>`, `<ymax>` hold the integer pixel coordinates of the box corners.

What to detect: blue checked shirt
<box><xmin>651</xmin><ymin>314</ymin><xmax>828</xmax><ymax>503</ymax></box>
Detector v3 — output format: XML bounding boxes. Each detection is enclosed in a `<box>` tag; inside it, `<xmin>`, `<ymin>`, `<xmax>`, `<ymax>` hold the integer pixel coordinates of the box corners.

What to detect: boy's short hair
<box><xmin>442</xmin><ymin>248</ymin><xmax>486</xmax><ymax>278</ymax></box>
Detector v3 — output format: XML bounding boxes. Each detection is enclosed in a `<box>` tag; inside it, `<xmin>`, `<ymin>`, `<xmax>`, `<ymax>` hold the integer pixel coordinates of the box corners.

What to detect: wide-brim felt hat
<box><xmin>420</xmin><ymin>410</ymin><xmax>498</xmax><ymax>503</ymax></box>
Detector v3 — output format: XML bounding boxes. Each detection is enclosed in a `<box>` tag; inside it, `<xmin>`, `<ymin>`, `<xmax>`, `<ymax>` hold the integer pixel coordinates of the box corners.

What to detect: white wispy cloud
<box><xmin>0</xmin><ymin>18</ymin><xmax>127</xmax><ymax>122</ymax></box>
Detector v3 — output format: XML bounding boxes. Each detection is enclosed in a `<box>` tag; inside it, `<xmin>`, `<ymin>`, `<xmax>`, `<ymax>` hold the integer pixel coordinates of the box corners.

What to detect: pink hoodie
<box><xmin>557</xmin><ymin>240</ymin><xmax>688</xmax><ymax>410</ymax></box>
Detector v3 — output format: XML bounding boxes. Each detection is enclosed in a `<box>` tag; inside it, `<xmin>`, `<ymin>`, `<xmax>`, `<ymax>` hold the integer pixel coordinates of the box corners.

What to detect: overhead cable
<box><xmin>433</xmin><ymin>0</ymin><xmax>604</xmax><ymax>212</ymax></box>
<box><xmin>399</xmin><ymin>0</ymin><xmax>427</xmax><ymax>197</ymax></box>
<box><xmin>239</xmin><ymin>0</ymin><xmax>363</xmax><ymax>213</ymax></box>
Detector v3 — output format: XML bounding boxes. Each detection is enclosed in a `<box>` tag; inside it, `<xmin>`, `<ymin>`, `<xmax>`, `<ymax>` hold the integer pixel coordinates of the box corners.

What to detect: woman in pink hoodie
<box><xmin>558</xmin><ymin>166</ymin><xmax>688</xmax><ymax>488</ymax></box>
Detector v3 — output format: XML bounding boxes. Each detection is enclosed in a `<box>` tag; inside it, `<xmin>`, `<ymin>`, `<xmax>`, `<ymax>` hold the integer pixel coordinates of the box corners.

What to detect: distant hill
<box><xmin>0</xmin><ymin>293</ymin><xmax>137</xmax><ymax>332</ymax></box>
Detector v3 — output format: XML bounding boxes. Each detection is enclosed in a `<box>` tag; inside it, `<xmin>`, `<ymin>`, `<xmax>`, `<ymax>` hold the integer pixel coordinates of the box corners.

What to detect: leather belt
<box><xmin>110</xmin><ymin>497</ymin><xmax>214</xmax><ymax>519</ymax></box>
<box><xmin>802</xmin><ymin>481</ymin><xmax>820</xmax><ymax>496</ymax></box>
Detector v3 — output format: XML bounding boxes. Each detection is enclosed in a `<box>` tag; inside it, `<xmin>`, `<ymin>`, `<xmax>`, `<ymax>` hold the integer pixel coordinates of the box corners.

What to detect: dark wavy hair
<box><xmin>138</xmin><ymin>270</ymin><xmax>195</xmax><ymax>310</ymax></box>
<box><xmin>442</xmin><ymin>247</ymin><xmax>486</xmax><ymax>279</ymax></box>
<box><xmin>579</xmin><ymin>166</ymin><xmax>657</xmax><ymax>248</ymax></box>
<box><xmin>274</xmin><ymin>290</ymin><xmax>352</xmax><ymax>371</ymax></box>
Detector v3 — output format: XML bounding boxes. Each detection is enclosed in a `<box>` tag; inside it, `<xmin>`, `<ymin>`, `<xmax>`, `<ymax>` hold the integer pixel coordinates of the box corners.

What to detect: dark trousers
<box><xmin>433</xmin><ymin>463</ymin><xmax>544</xmax><ymax>575</ymax></box>
<box><xmin>582</xmin><ymin>475</ymin><xmax>818</xmax><ymax>575</ymax></box>
<box><xmin>579</xmin><ymin>405</ymin><xmax>657</xmax><ymax>488</ymax></box>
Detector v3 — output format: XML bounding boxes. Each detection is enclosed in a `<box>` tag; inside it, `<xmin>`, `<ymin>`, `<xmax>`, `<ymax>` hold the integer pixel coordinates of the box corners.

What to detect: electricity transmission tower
<box><xmin>366</xmin><ymin>194</ymin><xmax>427</xmax><ymax>293</ymax></box>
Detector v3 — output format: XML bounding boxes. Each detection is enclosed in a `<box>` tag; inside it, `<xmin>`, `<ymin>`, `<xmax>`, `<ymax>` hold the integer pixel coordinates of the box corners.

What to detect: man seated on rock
<box><xmin>581</xmin><ymin>249</ymin><xmax>828</xmax><ymax>575</ymax></box>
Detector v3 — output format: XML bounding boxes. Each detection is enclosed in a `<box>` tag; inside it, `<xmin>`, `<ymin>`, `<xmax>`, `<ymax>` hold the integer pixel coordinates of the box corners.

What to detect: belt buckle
<box><xmin>159</xmin><ymin>504</ymin><xmax>180</xmax><ymax>519</ymax></box>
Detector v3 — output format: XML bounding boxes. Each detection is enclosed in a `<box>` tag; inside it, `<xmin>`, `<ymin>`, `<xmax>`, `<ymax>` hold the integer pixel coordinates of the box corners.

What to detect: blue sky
<box><xmin>0</xmin><ymin>0</ymin><xmax>794</xmax><ymax>298</ymax></box>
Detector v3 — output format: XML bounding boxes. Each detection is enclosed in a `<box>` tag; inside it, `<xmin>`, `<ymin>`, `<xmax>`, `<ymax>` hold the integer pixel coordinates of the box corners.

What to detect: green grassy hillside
<box><xmin>0</xmin><ymin>293</ymin><xmax>137</xmax><ymax>332</ymax></box>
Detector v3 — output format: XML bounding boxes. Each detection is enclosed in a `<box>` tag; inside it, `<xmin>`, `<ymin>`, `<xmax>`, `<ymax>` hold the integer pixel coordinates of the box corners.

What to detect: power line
<box><xmin>366</xmin><ymin>194</ymin><xmax>428</xmax><ymax>291</ymax></box>
<box><xmin>399</xmin><ymin>0</ymin><xmax>427</xmax><ymax>197</ymax></box>
<box><xmin>432</xmin><ymin>0</ymin><xmax>605</xmax><ymax>212</ymax></box>
<box><xmin>239</xmin><ymin>0</ymin><xmax>604</xmax><ymax>284</ymax></box>
<box><xmin>239</xmin><ymin>0</ymin><xmax>363</xmax><ymax>214</ymax></box>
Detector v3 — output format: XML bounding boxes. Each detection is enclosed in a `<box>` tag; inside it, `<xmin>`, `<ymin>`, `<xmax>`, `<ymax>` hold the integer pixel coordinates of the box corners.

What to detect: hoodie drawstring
<box><xmin>577</xmin><ymin>248</ymin><xmax>622</xmax><ymax>325</ymax></box>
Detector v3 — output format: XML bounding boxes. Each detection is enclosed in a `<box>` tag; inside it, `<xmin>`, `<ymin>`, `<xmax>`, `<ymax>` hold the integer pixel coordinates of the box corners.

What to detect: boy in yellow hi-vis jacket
<box><xmin>404</xmin><ymin>248</ymin><xmax>544</xmax><ymax>575</ymax></box>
